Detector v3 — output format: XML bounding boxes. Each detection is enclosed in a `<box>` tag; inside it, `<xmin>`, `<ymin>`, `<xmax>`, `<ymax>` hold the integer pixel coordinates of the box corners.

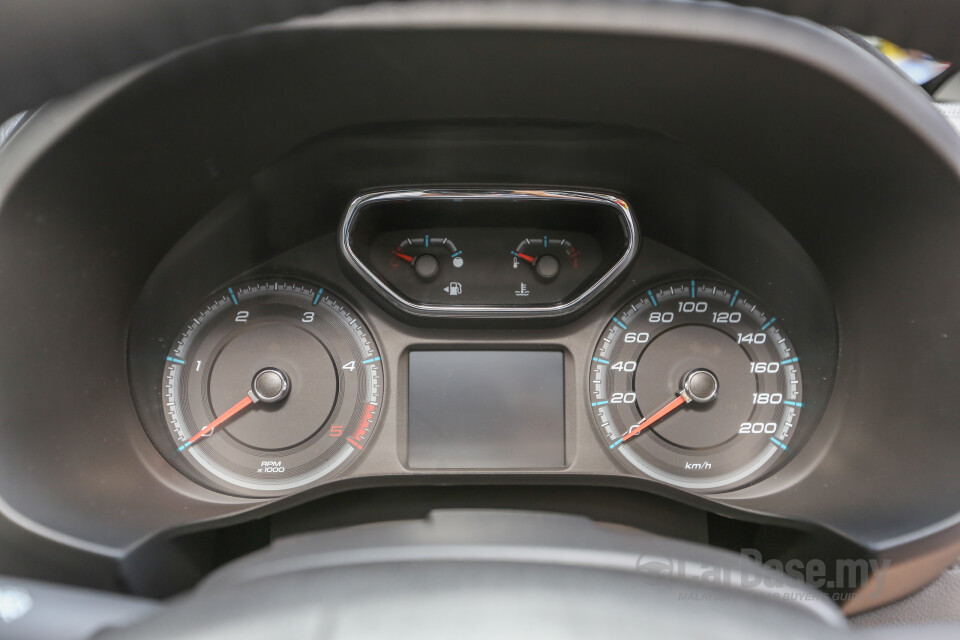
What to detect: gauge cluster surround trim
<box><xmin>339</xmin><ymin>189</ymin><xmax>640</xmax><ymax>318</ymax></box>
<box><xmin>0</xmin><ymin>0</ymin><xmax>958</xmax><ymax>611</ymax></box>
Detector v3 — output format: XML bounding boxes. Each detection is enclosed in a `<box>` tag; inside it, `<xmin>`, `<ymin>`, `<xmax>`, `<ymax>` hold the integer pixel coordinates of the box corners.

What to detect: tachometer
<box><xmin>590</xmin><ymin>279</ymin><xmax>802</xmax><ymax>491</ymax></box>
<box><xmin>160</xmin><ymin>279</ymin><xmax>382</xmax><ymax>496</ymax></box>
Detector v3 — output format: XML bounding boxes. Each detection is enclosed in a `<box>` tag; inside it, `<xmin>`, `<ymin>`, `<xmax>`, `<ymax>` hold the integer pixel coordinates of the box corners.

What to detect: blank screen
<box><xmin>407</xmin><ymin>351</ymin><xmax>565</xmax><ymax>469</ymax></box>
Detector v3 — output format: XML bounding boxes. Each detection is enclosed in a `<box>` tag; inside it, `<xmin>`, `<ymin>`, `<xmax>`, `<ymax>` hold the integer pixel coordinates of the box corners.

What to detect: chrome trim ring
<box><xmin>338</xmin><ymin>188</ymin><xmax>640</xmax><ymax>318</ymax></box>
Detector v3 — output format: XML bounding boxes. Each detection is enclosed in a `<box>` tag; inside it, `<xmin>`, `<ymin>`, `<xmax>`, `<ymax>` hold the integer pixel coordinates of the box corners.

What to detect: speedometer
<box><xmin>589</xmin><ymin>279</ymin><xmax>802</xmax><ymax>491</ymax></box>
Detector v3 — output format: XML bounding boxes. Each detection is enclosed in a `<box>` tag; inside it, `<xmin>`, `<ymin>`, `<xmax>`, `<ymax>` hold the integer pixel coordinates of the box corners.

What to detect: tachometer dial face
<box><xmin>590</xmin><ymin>279</ymin><xmax>802</xmax><ymax>491</ymax></box>
<box><xmin>161</xmin><ymin>280</ymin><xmax>382</xmax><ymax>496</ymax></box>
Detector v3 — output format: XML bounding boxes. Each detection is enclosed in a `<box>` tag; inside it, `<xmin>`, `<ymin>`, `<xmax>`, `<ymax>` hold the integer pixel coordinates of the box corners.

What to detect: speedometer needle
<box><xmin>611</xmin><ymin>368</ymin><xmax>719</xmax><ymax>448</ymax></box>
<box><xmin>614</xmin><ymin>394</ymin><xmax>690</xmax><ymax>447</ymax></box>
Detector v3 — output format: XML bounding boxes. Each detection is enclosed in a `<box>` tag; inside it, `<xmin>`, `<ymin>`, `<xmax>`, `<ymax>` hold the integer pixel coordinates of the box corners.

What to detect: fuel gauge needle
<box><xmin>177</xmin><ymin>393</ymin><xmax>256</xmax><ymax>452</ymax></box>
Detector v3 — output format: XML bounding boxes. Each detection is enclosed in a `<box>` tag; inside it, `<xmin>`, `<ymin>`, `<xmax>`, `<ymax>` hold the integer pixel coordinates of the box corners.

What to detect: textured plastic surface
<box><xmin>852</xmin><ymin>561</ymin><xmax>960</xmax><ymax>628</ymax></box>
<box><xmin>0</xmin><ymin>0</ymin><xmax>957</xmax><ymax>613</ymax></box>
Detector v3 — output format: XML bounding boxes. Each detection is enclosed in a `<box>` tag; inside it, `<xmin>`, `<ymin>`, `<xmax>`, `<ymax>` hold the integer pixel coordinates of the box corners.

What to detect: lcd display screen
<box><xmin>407</xmin><ymin>351</ymin><xmax>565</xmax><ymax>469</ymax></box>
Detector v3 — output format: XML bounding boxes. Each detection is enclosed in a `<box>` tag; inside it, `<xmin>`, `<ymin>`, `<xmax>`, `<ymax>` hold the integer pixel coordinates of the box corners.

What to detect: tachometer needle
<box><xmin>611</xmin><ymin>368</ymin><xmax>719</xmax><ymax>448</ymax></box>
<box><xmin>177</xmin><ymin>368</ymin><xmax>291</xmax><ymax>453</ymax></box>
<box><xmin>177</xmin><ymin>393</ymin><xmax>256</xmax><ymax>452</ymax></box>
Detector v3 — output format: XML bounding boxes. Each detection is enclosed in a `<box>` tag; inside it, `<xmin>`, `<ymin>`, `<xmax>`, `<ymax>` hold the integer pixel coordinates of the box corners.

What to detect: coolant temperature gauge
<box><xmin>511</xmin><ymin>236</ymin><xmax>582</xmax><ymax>281</ymax></box>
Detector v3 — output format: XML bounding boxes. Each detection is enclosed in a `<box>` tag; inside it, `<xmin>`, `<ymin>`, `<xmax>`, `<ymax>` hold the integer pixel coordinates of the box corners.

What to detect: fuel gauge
<box><xmin>391</xmin><ymin>235</ymin><xmax>464</xmax><ymax>282</ymax></box>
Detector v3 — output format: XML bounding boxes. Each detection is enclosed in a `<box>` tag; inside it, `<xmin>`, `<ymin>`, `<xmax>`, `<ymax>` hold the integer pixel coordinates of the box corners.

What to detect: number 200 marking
<box><xmin>739</xmin><ymin>422</ymin><xmax>777</xmax><ymax>434</ymax></box>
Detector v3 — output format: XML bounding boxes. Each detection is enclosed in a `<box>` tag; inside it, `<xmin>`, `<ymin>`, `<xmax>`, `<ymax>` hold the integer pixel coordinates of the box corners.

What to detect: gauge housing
<box><xmin>154</xmin><ymin>279</ymin><xmax>384</xmax><ymax>496</ymax></box>
<box><xmin>340</xmin><ymin>189</ymin><xmax>639</xmax><ymax>318</ymax></box>
<box><xmin>590</xmin><ymin>279</ymin><xmax>804</xmax><ymax>491</ymax></box>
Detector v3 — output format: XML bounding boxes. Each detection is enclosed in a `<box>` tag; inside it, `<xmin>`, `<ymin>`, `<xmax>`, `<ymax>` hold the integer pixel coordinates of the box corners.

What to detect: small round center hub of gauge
<box><xmin>414</xmin><ymin>254</ymin><xmax>440</xmax><ymax>281</ymax></box>
<box><xmin>252</xmin><ymin>368</ymin><xmax>290</xmax><ymax>403</ymax></box>
<box><xmin>207</xmin><ymin>324</ymin><xmax>338</xmax><ymax>450</ymax></box>
<box><xmin>683</xmin><ymin>368</ymin><xmax>719</xmax><ymax>403</ymax></box>
<box><xmin>633</xmin><ymin>325</ymin><xmax>754</xmax><ymax>449</ymax></box>
<box><xmin>535</xmin><ymin>254</ymin><xmax>561</xmax><ymax>280</ymax></box>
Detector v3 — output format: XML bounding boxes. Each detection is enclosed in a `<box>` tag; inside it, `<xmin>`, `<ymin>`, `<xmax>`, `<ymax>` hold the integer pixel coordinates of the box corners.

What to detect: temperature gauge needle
<box><xmin>611</xmin><ymin>368</ymin><xmax>719</xmax><ymax>448</ymax></box>
<box><xmin>512</xmin><ymin>251</ymin><xmax>536</xmax><ymax>264</ymax></box>
<box><xmin>392</xmin><ymin>251</ymin><xmax>414</xmax><ymax>263</ymax></box>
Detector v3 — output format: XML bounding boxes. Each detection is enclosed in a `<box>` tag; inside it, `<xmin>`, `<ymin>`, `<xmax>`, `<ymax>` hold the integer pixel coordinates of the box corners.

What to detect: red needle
<box><xmin>617</xmin><ymin>393</ymin><xmax>691</xmax><ymax>446</ymax></box>
<box><xmin>178</xmin><ymin>393</ymin><xmax>255</xmax><ymax>452</ymax></box>
<box><xmin>610</xmin><ymin>369</ymin><xmax>718</xmax><ymax>449</ymax></box>
<box><xmin>514</xmin><ymin>252</ymin><xmax>536</xmax><ymax>264</ymax></box>
<box><xmin>393</xmin><ymin>251</ymin><xmax>414</xmax><ymax>263</ymax></box>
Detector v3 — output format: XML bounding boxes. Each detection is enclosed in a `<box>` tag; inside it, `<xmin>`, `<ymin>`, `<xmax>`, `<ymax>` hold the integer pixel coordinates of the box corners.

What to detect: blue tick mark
<box><xmin>770</xmin><ymin>437</ymin><xmax>788</xmax><ymax>450</ymax></box>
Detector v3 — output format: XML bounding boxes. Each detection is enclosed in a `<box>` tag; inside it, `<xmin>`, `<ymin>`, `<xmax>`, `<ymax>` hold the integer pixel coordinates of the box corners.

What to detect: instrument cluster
<box><xmin>130</xmin><ymin>188</ymin><xmax>827</xmax><ymax>498</ymax></box>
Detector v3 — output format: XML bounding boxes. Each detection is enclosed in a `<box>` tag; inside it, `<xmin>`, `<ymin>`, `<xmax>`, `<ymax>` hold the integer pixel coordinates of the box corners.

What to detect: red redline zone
<box><xmin>347</xmin><ymin>403</ymin><xmax>376</xmax><ymax>450</ymax></box>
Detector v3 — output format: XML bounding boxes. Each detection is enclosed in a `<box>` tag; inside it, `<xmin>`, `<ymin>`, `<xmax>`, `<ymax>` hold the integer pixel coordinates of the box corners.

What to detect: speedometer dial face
<box><xmin>161</xmin><ymin>280</ymin><xmax>382</xmax><ymax>496</ymax></box>
<box><xmin>590</xmin><ymin>279</ymin><xmax>802</xmax><ymax>491</ymax></box>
